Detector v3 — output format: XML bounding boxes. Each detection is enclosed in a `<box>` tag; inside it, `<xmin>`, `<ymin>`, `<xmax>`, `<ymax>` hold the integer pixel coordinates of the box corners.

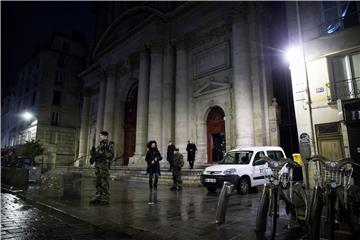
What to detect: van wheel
<box><xmin>206</xmin><ymin>187</ymin><xmax>217</xmax><ymax>193</ymax></box>
<box><xmin>237</xmin><ymin>177</ymin><xmax>250</xmax><ymax>194</ymax></box>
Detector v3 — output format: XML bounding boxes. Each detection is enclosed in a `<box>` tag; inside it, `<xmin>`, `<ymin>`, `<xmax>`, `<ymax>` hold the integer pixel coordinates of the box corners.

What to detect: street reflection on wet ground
<box><xmin>11</xmin><ymin>173</ymin><xmax>309</xmax><ymax>240</ymax></box>
<box><xmin>1</xmin><ymin>193</ymin><xmax>134</xmax><ymax>239</ymax></box>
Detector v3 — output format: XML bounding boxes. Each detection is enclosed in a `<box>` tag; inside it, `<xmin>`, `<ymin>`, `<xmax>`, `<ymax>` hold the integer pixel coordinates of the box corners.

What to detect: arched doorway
<box><xmin>206</xmin><ymin>106</ymin><xmax>225</xmax><ymax>163</ymax></box>
<box><xmin>123</xmin><ymin>83</ymin><xmax>137</xmax><ymax>165</ymax></box>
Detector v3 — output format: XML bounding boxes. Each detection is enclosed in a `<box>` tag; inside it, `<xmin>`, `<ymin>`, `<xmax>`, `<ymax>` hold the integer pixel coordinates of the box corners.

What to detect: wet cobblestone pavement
<box><xmin>1</xmin><ymin>192</ymin><xmax>134</xmax><ymax>239</ymax></box>
<box><xmin>2</xmin><ymin>174</ymin><xmax>311</xmax><ymax>240</ymax></box>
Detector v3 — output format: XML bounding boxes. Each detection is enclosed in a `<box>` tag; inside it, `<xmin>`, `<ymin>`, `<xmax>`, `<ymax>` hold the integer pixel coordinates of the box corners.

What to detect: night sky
<box><xmin>1</xmin><ymin>1</ymin><xmax>93</xmax><ymax>98</ymax></box>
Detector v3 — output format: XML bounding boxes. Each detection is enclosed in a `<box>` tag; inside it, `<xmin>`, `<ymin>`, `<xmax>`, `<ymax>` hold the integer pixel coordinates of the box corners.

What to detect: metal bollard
<box><xmin>215</xmin><ymin>181</ymin><xmax>235</xmax><ymax>224</ymax></box>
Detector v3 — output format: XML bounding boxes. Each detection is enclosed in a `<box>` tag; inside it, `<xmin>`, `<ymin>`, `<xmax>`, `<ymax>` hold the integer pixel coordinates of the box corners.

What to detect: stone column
<box><xmin>249</xmin><ymin>4</ymin><xmax>266</xmax><ymax>146</ymax></box>
<box><xmin>77</xmin><ymin>88</ymin><xmax>91</xmax><ymax>167</ymax></box>
<box><xmin>174</xmin><ymin>38</ymin><xmax>188</xmax><ymax>154</ymax></box>
<box><xmin>103</xmin><ymin>65</ymin><xmax>117</xmax><ymax>140</ymax></box>
<box><xmin>196</xmin><ymin>120</ymin><xmax>207</xmax><ymax>166</ymax></box>
<box><xmin>134</xmin><ymin>47</ymin><xmax>150</xmax><ymax>157</ymax></box>
<box><xmin>95</xmin><ymin>71</ymin><xmax>106</xmax><ymax>145</ymax></box>
<box><xmin>147</xmin><ymin>42</ymin><xmax>163</xmax><ymax>150</ymax></box>
<box><xmin>161</xmin><ymin>43</ymin><xmax>175</xmax><ymax>155</ymax></box>
<box><xmin>231</xmin><ymin>13</ymin><xmax>255</xmax><ymax>146</ymax></box>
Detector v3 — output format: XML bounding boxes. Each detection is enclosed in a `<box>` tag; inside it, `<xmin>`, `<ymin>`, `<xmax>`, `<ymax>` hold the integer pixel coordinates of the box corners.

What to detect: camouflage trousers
<box><xmin>95</xmin><ymin>166</ymin><xmax>110</xmax><ymax>201</ymax></box>
<box><xmin>172</xmin><ymin>170</ymin><xmax>182</xmax><ymax>188</ymax></box>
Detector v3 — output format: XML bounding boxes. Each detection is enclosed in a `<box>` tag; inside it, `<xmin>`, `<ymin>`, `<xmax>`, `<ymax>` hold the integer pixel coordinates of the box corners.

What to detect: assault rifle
<box><xmin>89</xmin><ymin>146</ymin><xmax>101</xmax><ymax>165</ymax></box>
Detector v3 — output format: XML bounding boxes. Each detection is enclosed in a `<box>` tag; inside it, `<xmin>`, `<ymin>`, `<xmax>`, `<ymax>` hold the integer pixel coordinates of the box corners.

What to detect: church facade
<box><xmin>78</xmin><ymin>2</ymin><xmax>281</xmax><ymax>167</ymax></box>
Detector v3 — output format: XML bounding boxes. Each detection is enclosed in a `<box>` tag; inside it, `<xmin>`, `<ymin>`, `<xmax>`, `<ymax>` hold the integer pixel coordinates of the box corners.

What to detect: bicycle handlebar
<box><xmin>307</xmin><ymin>156</ymin><xmax>354</xmax><ymax>170</ymax></box>
<box><xmin>260</xmin><ymin>157</ymin><xmax>299</xmax><ymax>169</ymax></box>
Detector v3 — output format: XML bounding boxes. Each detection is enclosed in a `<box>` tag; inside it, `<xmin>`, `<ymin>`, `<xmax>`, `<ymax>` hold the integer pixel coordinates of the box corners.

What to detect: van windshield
<box><xmin>219</xmin><ymin>151</ymin><xmax>253</xmax><ymax>164</ymax></box>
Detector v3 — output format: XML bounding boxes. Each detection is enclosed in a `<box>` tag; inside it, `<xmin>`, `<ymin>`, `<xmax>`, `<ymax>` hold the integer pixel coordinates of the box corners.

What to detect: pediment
<box><xmin>194</xmin><ymin>81</ymin><xmax>230</xmax><ymax>97</ymax></box>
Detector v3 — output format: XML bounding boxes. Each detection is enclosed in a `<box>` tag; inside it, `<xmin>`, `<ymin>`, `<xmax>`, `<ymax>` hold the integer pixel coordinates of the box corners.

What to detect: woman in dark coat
<box><xmin>145</xmin><ymin>140</ymin><xmax>162</xmax><ymax>190</ymax></box>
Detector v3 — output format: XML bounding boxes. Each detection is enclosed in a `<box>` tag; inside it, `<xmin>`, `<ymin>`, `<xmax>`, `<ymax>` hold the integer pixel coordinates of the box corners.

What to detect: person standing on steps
<box><xmin>145</xmin><ymin>140</ymin><xmax>162</xmax><ymax>190</ymax></box>
<box><xmin>167</xmin><ymin>140</ymin><xmax>175</xmax><ymax>171</ymax></box>
<box><xmin>186</xmin><ymin>139</ymin><xmax>197</xmax><ymax>169</ymax></box>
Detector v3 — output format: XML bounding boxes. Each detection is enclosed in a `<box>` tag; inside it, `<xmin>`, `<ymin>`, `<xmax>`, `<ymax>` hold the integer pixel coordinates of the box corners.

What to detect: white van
<box><xmin>200</xmin><ymin>146</ymin><xmax>286</xmax><ymax>194</ymax></box>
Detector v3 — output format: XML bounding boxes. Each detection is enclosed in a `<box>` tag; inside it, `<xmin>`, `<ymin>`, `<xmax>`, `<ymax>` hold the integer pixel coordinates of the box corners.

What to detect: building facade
<box><xmin>2</xmin><ymin>32</ymin><xmax>88</xmax><ymax>168</ymax></box>
<box><xmin>78</xmin><ymin>2</ymin><xmax>282</xmax><ymax>168</ymax></box>
<box><xmin>286</xmin><ymin>1</ymin><xmax>360</xmax><ymax>167</ymax></box>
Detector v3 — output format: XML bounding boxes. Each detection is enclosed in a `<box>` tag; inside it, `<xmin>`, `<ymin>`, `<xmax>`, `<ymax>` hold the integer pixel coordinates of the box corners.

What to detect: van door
<box><xmin>252</xmin><ymin>151</ymin><xmax>267</xmax><ymax>186</ymax></box>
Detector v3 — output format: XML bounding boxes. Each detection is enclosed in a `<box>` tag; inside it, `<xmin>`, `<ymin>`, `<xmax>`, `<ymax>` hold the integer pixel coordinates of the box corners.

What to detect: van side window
<box><xmin>266</xmin><ymin>151</ymin><xmax>284</xmax><ymax>161</ymax></box>
<box><xmin>253</xmin><ymin>151</ymin><xmax>265</xmax><ymax>165</ymax></box>
<box><xmin>254</xmin><ymin>151</ymin><xmax>265</xmax><ymax>161</ymax></box>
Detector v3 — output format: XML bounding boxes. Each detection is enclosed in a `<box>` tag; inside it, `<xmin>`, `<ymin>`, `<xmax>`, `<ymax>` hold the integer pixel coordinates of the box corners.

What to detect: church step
<box><xmin>54</xmin><ymin>166</ymin><xmax>204</xmax><ymax>186</ymax></box>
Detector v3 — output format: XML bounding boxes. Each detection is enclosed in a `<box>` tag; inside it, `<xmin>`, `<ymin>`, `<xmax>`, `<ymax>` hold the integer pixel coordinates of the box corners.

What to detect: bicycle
<box><xmin>307</xmin><ymin>156</ymin><xmax>360</xmax><ymax>240</ymax></box>
<box><xmin>255</xmin><ymin>157</ymin><xmax>308</xmax><ymax>240</ymax></box>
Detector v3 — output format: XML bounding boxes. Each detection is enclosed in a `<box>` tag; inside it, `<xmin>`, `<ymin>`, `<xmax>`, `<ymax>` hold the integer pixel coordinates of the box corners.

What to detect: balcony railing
<box><xmin>326</xmin><ymin>77</ymin><xmax>360</xmax><ymax>102</ymax></box>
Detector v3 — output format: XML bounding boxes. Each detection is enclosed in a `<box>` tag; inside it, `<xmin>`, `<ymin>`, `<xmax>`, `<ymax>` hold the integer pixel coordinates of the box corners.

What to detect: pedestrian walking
<box><xmin>170</xmin><ymin>148</ymin><xmax>184</xmax><ymax>191</ymax></box>
<box><xmin>186</xmin><ymin>140</ymin><xmax>197</xmax><ymax>169</ymax></box>
<box><xmin>89</xmin><ymin>130</ymin><xmax>114</xmax><ymax>205</ymax></box>
<box><xmin>145</xmin><ymin>140</ymin><xmax>162</xmax><ymax>190</ymax></box>
<box><xmin>167</xmin><ymin>140</ymin><xmax>175</xmax><ymax>171</ymax></box>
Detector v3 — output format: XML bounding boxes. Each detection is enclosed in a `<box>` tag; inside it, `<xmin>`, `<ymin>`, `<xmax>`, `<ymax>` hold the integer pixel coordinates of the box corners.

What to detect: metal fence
<box><xmin>326</xmin><ymin>77</ymin><xmax>360</xmax><ymax>102</ymax></box>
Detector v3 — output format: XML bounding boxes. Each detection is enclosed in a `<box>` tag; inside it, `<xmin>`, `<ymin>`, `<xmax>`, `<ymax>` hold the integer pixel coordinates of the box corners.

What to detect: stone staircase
<box><xmin>55</xmin><ymin>166</ymin><xmax>204</xmax><ymax>187</ymax></box>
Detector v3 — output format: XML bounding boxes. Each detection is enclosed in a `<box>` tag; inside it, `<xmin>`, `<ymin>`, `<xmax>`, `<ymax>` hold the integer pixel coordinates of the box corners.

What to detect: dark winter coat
<box><xmin>167</xmin><ymin>144</ymin><xmax>175</xmax><ymax>162</ymax></box>
<box><xmin>186</xmin><ymin>143</ymin><xmax>197</xmax><ymax>162</ymax></box>
<box><xmin>145</xmin><ymin>148</ymin><xmax>162</xmax><ymax>174</ymax></box>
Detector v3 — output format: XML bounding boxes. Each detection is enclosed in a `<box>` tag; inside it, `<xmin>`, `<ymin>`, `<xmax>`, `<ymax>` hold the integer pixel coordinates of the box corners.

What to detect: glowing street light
<box><xmin>284</xmin><ymin>46</ymin><xmax>302</xmax><ymax>65</ymax></box>
<box><xmin>21</xmin><ymin>111</ymin><xmax>34</xmax><ymax>121</ymax></box>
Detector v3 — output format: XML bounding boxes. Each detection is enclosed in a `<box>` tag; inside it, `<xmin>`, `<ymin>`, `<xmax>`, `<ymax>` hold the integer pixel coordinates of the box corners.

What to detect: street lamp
<box><xmin>21</xmin><ymin>111</ymin><xmax>34</xmax><ymax>121</ymax></box>
<box><xmin>284</xmin><ymin>46</ymin><xmax>302</xmax><ymax>66</ymax></box>
<box><xmin>284</xmin><ymin>44</ymin><xmax>315</xmax><ymax>190</ymax></box>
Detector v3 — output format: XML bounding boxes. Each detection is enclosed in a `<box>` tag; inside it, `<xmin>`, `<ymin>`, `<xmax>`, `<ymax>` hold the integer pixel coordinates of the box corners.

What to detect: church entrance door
<box><xmin>206</xmin><ymin>106</ymin><xmax>225</xmax><ymax>163</ymax></box>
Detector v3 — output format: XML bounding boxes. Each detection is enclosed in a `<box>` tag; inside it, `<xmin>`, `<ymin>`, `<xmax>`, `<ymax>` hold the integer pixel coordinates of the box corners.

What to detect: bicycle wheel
<box><xmin>308</xmin><ymin>186</ymin><xmax>323</xmax><ymax>240</ymax></box>
<box><xmin>348</xmin><ymin>185</ymin><xmax>360</xmax><ymax>232</ymax></box>
<box><xmin>329</xmin><ymin>189</ymin><xmax>336</xmax><ymax>240</ymax></box>
<box><xmin>271</xmin><ymin>188</ymin><xmax>279</xmax><ymax>240</ymax></box>
<box><xmin>292</xmin><ymin>183</ymin><xmax>308</xmax><ymax>223</ymax></box>
<box><xmin>255</xmin><ymin>187</ymin><xmax>270</xmax><ymax>233</ymax></box>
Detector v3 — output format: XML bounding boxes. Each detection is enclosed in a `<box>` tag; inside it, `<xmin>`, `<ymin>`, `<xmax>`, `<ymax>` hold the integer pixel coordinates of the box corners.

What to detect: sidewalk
<box><xmin>3</xmin><ymin>174</ymin><xmax>308</xmax><ymax>240</ymax></box>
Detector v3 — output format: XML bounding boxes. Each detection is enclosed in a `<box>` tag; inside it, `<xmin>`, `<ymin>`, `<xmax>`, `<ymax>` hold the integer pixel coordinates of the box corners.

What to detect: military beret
<box><xmin>100</xmin><ymin>130</ymin><xmax>109</xmax><ymax>136</ymax></box>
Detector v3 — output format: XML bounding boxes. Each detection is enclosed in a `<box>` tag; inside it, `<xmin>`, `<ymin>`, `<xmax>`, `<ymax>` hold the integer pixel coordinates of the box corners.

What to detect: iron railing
<box><xmin>326</xmin><ymin>77</ymin><xmax>360</xmax><ymax>102</ymax></box>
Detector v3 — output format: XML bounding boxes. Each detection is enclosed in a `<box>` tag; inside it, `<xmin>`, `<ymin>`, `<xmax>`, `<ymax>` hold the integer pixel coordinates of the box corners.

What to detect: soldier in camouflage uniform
<box><xmin>89</xmin><ymin>130</ymin><xmax>114</xmax><ymax>205</ymax></box>
<box><xmin>170</xmin><ymin>148</ymin><xmax>184</xmax><ymax>191</ymax></box>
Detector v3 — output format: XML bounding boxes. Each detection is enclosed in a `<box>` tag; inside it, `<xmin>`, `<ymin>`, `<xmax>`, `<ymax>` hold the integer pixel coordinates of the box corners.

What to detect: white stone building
<box><xmin>286</xmin><ymin>1</ymin><xmax>360</xmax><ymax>165</ymax></box>
<box><xmin>78</xmin><ymin>2</ymin><xmax>282</xmax><ymax>167</ymax></box>
<box><xmin>3</xmin><ymin>32</ymin><xmax>88</xmax><ymax>168</ymax></box>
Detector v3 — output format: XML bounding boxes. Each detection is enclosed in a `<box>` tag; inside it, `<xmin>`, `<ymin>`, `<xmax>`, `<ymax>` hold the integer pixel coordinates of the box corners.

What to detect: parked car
<box><xmin>200</xmin><ymin>146</ymin><xmax>286</xmax><ymax>194</ymax></box>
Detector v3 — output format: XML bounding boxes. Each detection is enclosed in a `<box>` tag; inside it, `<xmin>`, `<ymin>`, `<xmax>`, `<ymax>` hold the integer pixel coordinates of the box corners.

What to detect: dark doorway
<box><xmin>206</xmin><ymin>106</ymin><xmax>225</xmax><ymax>163</ymax></box>
<box><xmin>347</xmin><ymin>123</ymin><xmax>360</xmax><ymax>185</ymax></box>
<box><xmin>123</xmin><ymin>83</ymin><xmax>137</xmax><ymax>166</ymax></box>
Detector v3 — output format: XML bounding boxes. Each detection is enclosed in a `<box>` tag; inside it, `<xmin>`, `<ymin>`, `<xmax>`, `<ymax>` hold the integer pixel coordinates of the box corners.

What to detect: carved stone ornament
<box><xmin>193</xmin><ymin>77</ymin><xmax>231</xmax><ymax>97</ymax></box>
